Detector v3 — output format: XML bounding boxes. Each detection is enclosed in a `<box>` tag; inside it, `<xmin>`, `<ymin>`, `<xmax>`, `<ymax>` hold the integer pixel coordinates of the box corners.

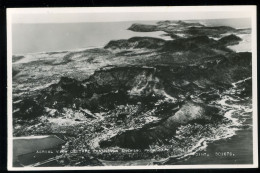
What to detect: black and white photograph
<box><xmin>7</xmin><ymin>6</ymin><xmax>258</xmax><ymax>170</ymax></box>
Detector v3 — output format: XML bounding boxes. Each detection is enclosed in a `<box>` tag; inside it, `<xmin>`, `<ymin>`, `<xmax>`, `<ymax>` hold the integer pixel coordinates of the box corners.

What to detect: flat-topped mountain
<box><xmin>14</xmin><ymin>51</ymin><xmax>251</xmax><ymax>120</ymax></box>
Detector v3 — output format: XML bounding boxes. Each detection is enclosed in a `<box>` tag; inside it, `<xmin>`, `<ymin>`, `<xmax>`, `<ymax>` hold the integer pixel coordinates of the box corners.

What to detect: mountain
<box><xmin>218</xmin><ymin>34</ymin><xmax>242</xmax><ymax>46</ymax></box>
<box><xmin>104</xmin><ymin>37</ymin><xmax>165</xmax><ymax>50</ymax></box>
<box><xmin>128</xmin><ymin>23</ymin><xmax>159</xmax><ymax>32</ymax></box>
<box><xmin>128</xmin><ymin>20</ymin><xmax>237</xmax><ymax>38</ymax></box>
<box><xmin>14</xmin><ymin>51</ymin><xmax>251</xmax><ymax>123</ymax></box>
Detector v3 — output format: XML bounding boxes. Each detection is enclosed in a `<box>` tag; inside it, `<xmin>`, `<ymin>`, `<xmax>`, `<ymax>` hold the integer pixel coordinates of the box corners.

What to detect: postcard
<box><xmin>7</xmin><ymin>6</ymin><xmax>258</xmax><ymax>170</ymax></box>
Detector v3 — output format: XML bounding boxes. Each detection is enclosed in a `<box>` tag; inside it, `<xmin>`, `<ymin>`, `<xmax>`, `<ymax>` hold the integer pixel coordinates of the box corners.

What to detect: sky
<box><xmin>8</xmin><ymin>6</ymin><xmax>255</xmax><ymax>24</ymax></box>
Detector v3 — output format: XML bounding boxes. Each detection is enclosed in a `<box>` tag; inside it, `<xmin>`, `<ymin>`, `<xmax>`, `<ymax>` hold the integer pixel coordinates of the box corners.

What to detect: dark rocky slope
<box><xmin>104</xmin><ymin>35</ymin><xmax>234</xmax><ymax>51</ymax></box>
<box><xmin>104</xmin><ymin>37</ymin><xmax>166</xmax><ymax>50</ymax></box>
<box><xmin>99</xmin><ymin>101</ymin><xmax>222</xmax><ymax>149</ymax></box>
<box><xmin>218</xmin><ymin>34</ymin><xmax>242</xmax><ymax>46</ymax></box>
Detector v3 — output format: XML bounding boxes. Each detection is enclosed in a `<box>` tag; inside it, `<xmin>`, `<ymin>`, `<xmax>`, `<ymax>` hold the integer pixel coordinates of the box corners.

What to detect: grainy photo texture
<box><xmin>7</xmin><ymin>6</ymin><xmax>258</xmax><ymax>170</ymax></box>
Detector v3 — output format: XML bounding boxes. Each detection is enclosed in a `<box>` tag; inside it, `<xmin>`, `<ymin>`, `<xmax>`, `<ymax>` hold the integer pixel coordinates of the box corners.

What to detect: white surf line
<box><xmin>232</xmin><ymin>77</ymin><xmax>252</xmax><ymax>88</ymax></box>
<box><xmin>216</xmin><ymin>77</ymin><xmax>253</xmax><ymax>130</ymax></box>
<box><xmin>13</xmin><ymin>135</ymin><xmax>50</xmax><ymax>139</ymax></box>
<box><xmin>217</xmin><ymin>96</ymin><xmax>243</xmax><ymax>110</ymax></box>
<box><xmin>224</xmin><ymin>110</ymin><xmax>241</xmax><ymax>126</ymax></box>
<box><xmin>157</xmin><ymin>139</ymin><xmax>208</xmax><ymax>164</ymax></box>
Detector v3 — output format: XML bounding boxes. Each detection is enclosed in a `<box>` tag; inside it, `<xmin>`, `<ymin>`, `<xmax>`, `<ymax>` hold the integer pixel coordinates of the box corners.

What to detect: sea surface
<box><xmin>12</xmin><ymin>21</ymin><xmax>169</xmax><ymax>55</ymax></box>
<box><xmin>12</xmin><ymin>18</ymin><xmax>251</xmax><ymax>55</ymax></box>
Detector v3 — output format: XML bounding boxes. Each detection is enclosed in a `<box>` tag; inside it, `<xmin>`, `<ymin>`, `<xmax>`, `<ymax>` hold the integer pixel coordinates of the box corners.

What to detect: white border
<box><xmin>7</xmin><ymin>6</ymin><xmax>258</xmax><ymax>170</ymax></box>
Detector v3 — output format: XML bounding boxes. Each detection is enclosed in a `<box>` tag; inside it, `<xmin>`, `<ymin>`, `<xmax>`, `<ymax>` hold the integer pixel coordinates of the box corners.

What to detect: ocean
<box><xmin>12</xmin><ymin>18</ymin><xmax>251</xmax><ymax>55</ymax></box>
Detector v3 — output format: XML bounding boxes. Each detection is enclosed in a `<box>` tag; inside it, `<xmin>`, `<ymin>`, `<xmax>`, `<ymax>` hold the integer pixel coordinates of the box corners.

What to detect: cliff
<box><xmin>14</xmin><ymin>51</ymin><xmax>251</xmax><ymax>120</ymax></box>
